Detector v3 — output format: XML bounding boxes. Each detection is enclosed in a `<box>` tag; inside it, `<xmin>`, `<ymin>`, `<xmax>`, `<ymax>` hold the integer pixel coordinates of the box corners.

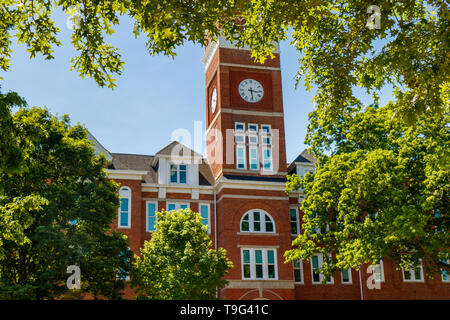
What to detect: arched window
<box><xmin>240</xmin><ymin>210</ymin><xmax>275</xmax><ymax>233</ymax></box>
<box><xmin>118</xmin><ymin>187</ymin><xmax>131</xmax><ymax>228</ymax></box>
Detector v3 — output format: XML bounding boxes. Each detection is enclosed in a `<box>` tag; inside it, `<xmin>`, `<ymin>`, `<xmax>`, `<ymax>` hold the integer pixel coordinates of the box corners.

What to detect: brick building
<box><xmin>89</xmin><ymin>36</ymin><xmax>450</xmax><ymax>300</ymax></box>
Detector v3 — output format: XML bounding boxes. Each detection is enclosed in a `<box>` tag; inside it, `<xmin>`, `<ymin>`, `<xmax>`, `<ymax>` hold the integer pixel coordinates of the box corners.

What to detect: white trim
<box><xmin>146</xmin><ymin>201</ymin><xmax>158</xmax><ymax>233</ymax></box>
<box><xmin>341</xmin><ymin>268</ymin><xmax>353</xmax><ymax>284</ymax></box>
<box><xmin>223</xmin><ymin>108</ymin><xmax>284</xmax><ymax>118</ymax></box>
<box><xmin>249</xmin><ymin>145</ymin><xmax>260</xmax><ymax>170</ymax></box>
<box><xmin>201</xmin><ymin>40</ymin><xmax>219</xmax><ymax>72</ymax></box>
<box><xmin>235</xmin><ymin>122</ymin><xmax>245</xmax><ymax>132</ymax></box>
<box><xmin>261</xmin><ymin>145</ymin><xmax>273</xmax><ymax>172</ymax></box>
<box><xmin>221</xmin><ymin>168</ymin><xmax>288</xmax><ymax>175</ymax></box>
<box><xmin>118</xmin><ymin>186</ymin><xmax>131</xmax><ymax>229</ymax></box>
<box><xmin>236</xmin><ymin>144</ymin><xmax>247</xmax><ymax>170</ymax></box>
<box><xmin>199</xmin><ymin>203</ymin><xmax>211</xmax><ymax>234</ymax></box>
<box><xmin>166</xmin><ymin>202</ymin><xmax>190</xmax><ymax>211</ymax></box>
<box><xmin>293</xmin><ymin>162</ymin><xmax>316</xmax><ymax>167</ymax></box>
<box><xmin>215</xmin><ymin>178</ymin><xmax>287</xmax><ymax>194</ymax></box>
<box><xmin>240</xmin><ymin>209</ymin><xmax>276</xmax><ymax>234</ymax></box>
<box><xmin>289</xmin><ymin>207</ymin><xmax>300</xmax><ymax>236</ymax></box>
<box><xmin>240</xmin><ymin>248</ymin><xmax>278</xmax><ymax>280</ymax></box>
<box><xmin>107</xmin><ymin>169</ymin><xmax>148</xmax><ymax>181</ymax></box>
<box><xmin>169</xmin><ymin>163</ymin><xmax>187</xmax><ymax>184</ymax></box>
<box><xmin>142</xmin><ymin>183</ymin><xmax>214</xmax><ymax>193</ymax></box>
<box><xmin>311</xmin><ymin>253</ymin><xmax>334</xmax><ymax>284</ymax></box>
<box><xmin>293</xmin><ymin>260</ymin><xmax>304</xmax><ymax>284</ymax></box>
<box><xmin>217</xmin><ymin>194</ymin><xmax>289</xmax><ymax>203</ymax></box>
<box><xmin>248</xmin><ymin>123</ymin><xmax>258</xmax><ymax>133</ymax></box>
<box><xmin>402</xmin><ymin>260</ymin><xmax>425</xmax><ymax>282</ymax></box>
<box><xmin>219</xmin><ymin>62</ymin><xmax>281</xmax><ymax>71</ymax></box>
<box><xmin>261</xmin><ymin>124</ymin><xmax>272</xmax><ymax>134</ymax></box>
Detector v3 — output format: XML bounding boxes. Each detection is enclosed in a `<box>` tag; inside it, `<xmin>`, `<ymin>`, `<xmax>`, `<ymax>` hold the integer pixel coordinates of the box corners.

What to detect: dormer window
<box><xmin>170</xmin><ymin>164</ymin><xmax>187</xmax><ymax>184</ymax></box>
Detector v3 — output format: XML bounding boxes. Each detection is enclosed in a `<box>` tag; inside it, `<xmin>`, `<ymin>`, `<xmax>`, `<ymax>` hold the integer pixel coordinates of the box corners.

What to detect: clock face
<box><xmin>211</xmin><ymin>87</ymin><xmax>217</xmax><ymax>113</ymax></box>
<box><xmin>238</xmin><ymin>79</ymin><xmax>264</xmax><ymax>103</ymax></box>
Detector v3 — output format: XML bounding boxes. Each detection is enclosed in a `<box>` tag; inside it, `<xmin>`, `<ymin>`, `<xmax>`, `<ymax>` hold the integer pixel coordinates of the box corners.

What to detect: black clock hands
<box><xmin>248</xmin><ymin>88</ymin><xmax>255</xmax><ymax>101</ymax></box>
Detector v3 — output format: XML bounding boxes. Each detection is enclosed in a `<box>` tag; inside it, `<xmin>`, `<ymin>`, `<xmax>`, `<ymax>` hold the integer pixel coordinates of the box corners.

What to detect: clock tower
<box><xmin>201</xmin><ymin>36</ymin><xmax>295</xmax><ymax>300</ymax></box>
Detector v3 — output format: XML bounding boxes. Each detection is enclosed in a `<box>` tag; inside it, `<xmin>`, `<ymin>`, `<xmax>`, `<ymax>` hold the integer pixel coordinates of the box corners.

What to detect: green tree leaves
<box><xmin>285</xmin><ymin>104</ymin><xmax>449</xmax><ymax>279</ymax></box>
<box><xmin>132</xmin><ymin>209</ymin><xmax>233</xmax><ymax>300</ymax></box>
<box><xmin>1</xmin><ymin>1</ymin><xmax>446</xmax><ymax>122</ymax></box>
<box><xmin>0</xmin><ymin>98</ymin><xmax>132</xmax><ymax>299</ymax></box>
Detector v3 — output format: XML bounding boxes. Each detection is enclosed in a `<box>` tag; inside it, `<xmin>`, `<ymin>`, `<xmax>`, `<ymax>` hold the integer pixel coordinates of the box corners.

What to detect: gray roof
<box><xmin>107</xmin><ymin>142</ymin><xmax>214</xmax><ymax>186</ymax></box>
<box><xmin>155</xmin><ymin>141</ymin><xmax>203</xmax><ymax>159</ymax></box>
<box><xmin>108</xmin><ymin>153</ymin><xmax>158</xmax><ymax>183</ymax></box>
<box><xmin>287</xmin><ymin>149</ymin><xmax>316</xmax><ymax>174</ymax></box>
<box><xmin>293</xmin><ymin>149</ymin><xmax>316</xmax><ymax>164</ymax></box>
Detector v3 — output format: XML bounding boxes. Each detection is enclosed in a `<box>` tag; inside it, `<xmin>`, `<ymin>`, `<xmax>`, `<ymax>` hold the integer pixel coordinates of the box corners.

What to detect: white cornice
<box><xmin>295</xmin><ymin>162</ymin><xmax>315</xmax><ymax>167</ymax></box>
<box><xmin>106</xmin><ymin>169</ymin><xmax>148</xmax><ymax>180</ymax></box>
<box><xmin>201</xmin><ymin>41</ymin><xmax>219</xmax><ymax>72</ymax></box>
<box><xmin>141</xmin><ymin>183</ymin><xmax>214</xmax><ymax>194</ymax></box>
<box><xmin>215</xmin><ymin>177</ymin><xmax>286</xmax><ymax>194</ymax></box>
<box><xmin>220</xmin><ymin>62</ymin><xmax>280</xmax><ymax>71</ymax></box>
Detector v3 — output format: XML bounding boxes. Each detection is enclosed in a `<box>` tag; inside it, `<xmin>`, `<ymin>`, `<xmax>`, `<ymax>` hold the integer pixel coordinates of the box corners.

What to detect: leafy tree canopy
<box><xmin>0</xmin><ymin>1</ymin><xmax>447</xmax><ymax>121</ymax></box>
<box><xmin>132</xmin><ymin>209</ymin><xmax>233</xmax><ymax>300</ymax></box>
<box><xmin>285</xmin><ymin>103</ymin><xmax>449</xmax><ymax>279</ymax></box>
<box><xmin>0</xmin><ymin>95</ymin><xmax>132</xmax><ymax>299</ymax></box>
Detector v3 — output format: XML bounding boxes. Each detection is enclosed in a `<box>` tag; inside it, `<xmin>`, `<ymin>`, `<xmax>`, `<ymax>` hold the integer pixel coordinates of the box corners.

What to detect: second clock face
<box><xmin>210</xmin><ymin>87</ymin><xmax>217</xmax><ymax>113</ymax></box>
<box><xmin>238</xmin><ymin>79</ymin><xmax>264</xmax><ymax>103</ymax></box>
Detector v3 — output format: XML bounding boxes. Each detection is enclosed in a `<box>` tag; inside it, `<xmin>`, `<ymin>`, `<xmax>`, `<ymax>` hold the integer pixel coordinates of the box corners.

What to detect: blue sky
<box><xmin>1</xmin><ymin>11</ymin><xmax>392</xmax><ymax>163</ymax></box>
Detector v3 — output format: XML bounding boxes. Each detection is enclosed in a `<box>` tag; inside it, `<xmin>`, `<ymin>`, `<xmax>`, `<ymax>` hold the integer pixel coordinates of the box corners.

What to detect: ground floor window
<box><xmin>311</xmin><ymin>253</ymin><xmax>333</xmax><ymax>284</ymax></box>
<box><xmin>293</xmin><ymin>260</ymin><xmax>303</xmax><ymax>284</ymax></box>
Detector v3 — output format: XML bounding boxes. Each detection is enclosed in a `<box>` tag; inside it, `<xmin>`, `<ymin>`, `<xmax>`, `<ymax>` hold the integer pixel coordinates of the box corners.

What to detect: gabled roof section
<box><xmin>106</xmin><ymin>141</ymin><xmax>214</xmax><ymax>186</ymax></box>
<box><xmin>155</xmin><ymin>141</ymin><xmax>203</xmax><ymax>160</ymax></box>
<box><xmin>293</xmin><ymin>149</ymin><xmax>317</xmax><ymax>164</ymax></box>
<box><xmin>86</xmin><ymin>130</ymin><xmax>112</xmax><ymax>162</ymax></box>
<box><xmin>288</xmin><ymin>149</ymin><xmax>317</xmax><ymax>174</ymax></box>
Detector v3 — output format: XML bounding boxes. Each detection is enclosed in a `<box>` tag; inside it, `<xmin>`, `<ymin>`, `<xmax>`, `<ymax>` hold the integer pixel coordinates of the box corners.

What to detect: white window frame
<box><xmin>402</xmin><ymin>260</ymin><xmax>425</xmax><ymax>282</ymax></box>
<box><xmin>293</xmin><ymin>260</ymin><xmax>304</xmax><ymax>284</ymax></box>
<box><xmin>240</xmin><ymin>210</ymin><xmax>276</xmax><ymax>233</ymax></box>
<box><xmin>241</xmin><ymin>248</ymin><xmax>278</xmax><ymax>280</ymax></box>
<box><xmin>290</xmin><ymin>207</ymin><xmax>300</xmax><ymax>236</ymax></box>
<box><xmin>261</xmin><ymin>124</ymin><xmax>271</xmax><ymax>134</ymax></box>
<box><xmin>368</xmin><ymin>260</ymin><xmax>385</xmax><ymax>283</ymax></box>
<box><xmin>248</xmin><ymin>134</ymin><xmax>258</xmax><ymax>145</ymax></box>
<box><xmin>118</xmin><ymin>186</ymin><xmax>131</xmax><ymax>229</ymax></box>
<box><xmin>261</xmin><ymin>145</ymin><xmax>273</xmax><ymax>171</ymax></box>
<box><xmin>199</xmin><ymin>203</ymin><xmax>211</xmax><ymax>234</ymax></box>
<box><xmin>248</xmin><ymin>123</ymin><xmax>258</xmax><ymax>133</ymax></box>
<box><xmin>236</xmin><ymin>144</ymin><xmax>247</xmax><ymax>170</ymax></box>
<box><xmin>341</xmin><ymin>268</ymin><xmax>352</xmax><ymax>284</ymax></box>
<box><xmin>261</xmin><ymin>136</ymin><xmax>272</xmax><ymax>145</ymax></box>
<box><xmin>166</xmin><ymin>202</ymin><xmax>190</xmax><ymax>211</ymax></box>
<box><xmin>249</xmin><ymin>145</ymin><xmax>259</xmax><ymax>170</ymax></box>
<box><xmin>169</xmin><ymin>163</ymin><xmax>187</xmax><ymax>184</ymax></box>
<box><xmin>311</xmin><ymin>253</ymin><xmax>334</xmax><ymax>284</ymax></box>
<box><xmin>146</xmin><ymin>201</ymin><xmax>158</xmax><ymax>232</ymax></box>
<box><xmin>235</xmin><ymin>122</ymin><xmax>245</xmax><ymax>132</ymax></box>
<box><xmin>235</xmin><ymin>134</ymin><xmax>245</xmax><ymax>144</ymax></box>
